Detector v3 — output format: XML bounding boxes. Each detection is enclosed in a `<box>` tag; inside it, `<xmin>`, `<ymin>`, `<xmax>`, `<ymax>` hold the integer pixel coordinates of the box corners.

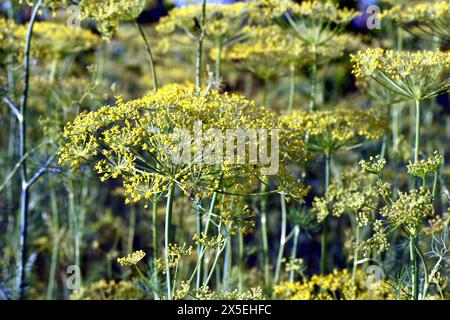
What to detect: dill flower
<box><xmin>156</xmin><ymin>243</ymin><xmax>192</xmax><ymax>273</ymax></box>
<box><xmin>274</xmin><ymin>269</ymin><xmax>394</xmax><ymax>300</ymax></box>
<box><xmin>216</xmin><ymin>197</ymin><xmax>257</xmax><ymax>235</ymax></box>
<box><xmin>407</xmin><ymin>151</ymin><xmax>443</xmax><ymax>179</ymax></box>
<box><xmin>381</xmin><ymin>187</ymin><xmax>434</xmax><ymax>236</ymax></box>
<box><xmin>156</xmin><ymin>2</ymin><xmax>250</xmax><ymax>41</ymax></box>
<box><xmin>351</xmin><ymin>49</ymin><xmax>450</xmax><ymax>101</ymax></box>
<box><xmin>192</xmin><ymin>233</ymin><xmax>225</xmax><ymax>249</ymax></box>
<box><xmin>312</xmin><ymin>170</ymin><xmax>379</xmax><ymax>227</ymax></box>
<box><xmin>13</xmin><ymin>21</ymin><xmax>99</xmax><ymax>60</ymax></box>
<box><xmin>359</xmin><ymin>155</ymin><xmax>387</xmax><ymax>176</ymax></box>
<box><xmin>18</xmin><ymin>0</ymin><xmax>69</xmax><ymax>11</ymax></box>
<box><xmin>79</xmin><ymin>0</ymin><xmax>148</xmax><ymax>39</ymax></box>
<box><xmin>381</xmin><ymin>0</ymin><xmax>450</xmax><ymax>41</ymax></box>
<box><xmin>194</xmin><ymin>286</ymin><xmax>266</xmax><ymax>300</ymax></box>
<box><xmin>254</xmin><ymin>0</ymin><xmax>360</xmax><ymax>48</ymax></box>
<box><xmin>222</xmin><ymin>25</ymin><xmax>310</xmax><ymax>80</ymax></box>
<box><xmin>117</xmin><ymin>250</ymin><xmax>146</xmax><ymax>266</ymax></box>
<box><xmin>280</xmin><ymin>109</ymin><xmax>384</xmax><ymax>154</ymax></box>
<box><xmin>59</xmin><ymin>83</ymin><xmax>282</xmax><ymax>205</ymax></box>
<box><xmin>70</xmin><ymin>280</ymin><xmax>147</xmax><ymax>300</ymax></box>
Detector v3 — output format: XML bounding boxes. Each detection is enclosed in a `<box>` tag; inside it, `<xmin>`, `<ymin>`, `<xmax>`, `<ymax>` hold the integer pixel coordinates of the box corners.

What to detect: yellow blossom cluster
<box><xmin>249</xmin><ymin>0</ymin><xmax>359</xmax><ymax>25</ymax></box>
<box><xmin>79</xmin><ymin>0</ymin><xmax>147</xmax><ymax>39</ymax></box>
<box><xmin>18</xmin><ymin>0</ymin><xmax>69</xmax><ymax>11</ymax></box>
<box><xmin>381</xmin><ymin>1</ymin><xmax>450</xmax><ymax>40</ymax></box>
<box><xmin>280</xmin><ymin>109</ymin><xmax>384</xmax><ymax>154</ymax></box>
<box><xmin>313</xmin><ymin>170</ymin><xmax>379</xmax><ymax>226</ymax></box>
<box><xmin>407</xmin><ymin>151</ymin><xmax>444</xmax><ymax>179</ymax></box>
<box><xmin>156</xmin><ymin>243</ymin><xmax>192</xmax><ymax>273</ymax></box>
<box><xmin>274</xmin><ymin>269</ymin><xmax>394</xmax><ymax>300</ymax></box>
<box><xmin>70</xmin><ymin>280</ymin><xmax>147</xmax><ymax>300</ymax></box>
<box><xmin>351</xmin><ymin>48</ymin><xmax>450</xmax><ymax>100</ymax></box>
<box><xmin>59</xmin><ymin>83</ymin><xmax>287</xmax><ymax>204</ymax></box>
<box><xmin>381</xmin><ymin>187</ymin><xmax>434</xmax><ymax>236</ymax></box>
<box><xmin>8</xmin><ymin>21</ymin><xmax>99</xmax><ymax>60</ymax></box>
<box><xmin>0</xmin><ymin>19</ymin><xmax>16</xmax><ymax>57</ymax></box>
<box><xmin>192</xmin><ymin>233</ymin><xmax>225</xmax><ymax>249</ymax></box>
<box><xmin>156</xmin><ymin>2</ymin><xmax>250</xmax><ymax>40</ymax></box>
<box><xmin>117</xmin><ymin>250</ymin><xmax>146</xmax><ymax>266</ymax></box>
<box><xmin>222</xmin><ymin>25</ymin><xmax>310</xmax><ymax>80</ymax></box>
<box><xmin>216</xmin><ymin>197</ymin><xmax>257</xmax><ymax>235</ymax></box>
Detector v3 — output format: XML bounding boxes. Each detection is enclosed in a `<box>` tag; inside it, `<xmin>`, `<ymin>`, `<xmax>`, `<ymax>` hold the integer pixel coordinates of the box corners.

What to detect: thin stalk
<box><xmin>165</xmin><ymin>182</ymin><xmax>175</xmax><ymax>300</ymax></box>
<box><xmin>260</xmin><ymin>181</ymin><xmax>271</xmax><ymax>289</ymax></box>
<box><xmin>17</xmin><ymin>0</ymin><xmax>42</xmax><ymax>299</ymax></box>
<box><xmin>432</xmin><ymin>171</ymin><xmax>438</xmax><ymax>198</ymax></box>
<box><xmin>289</xmin><ymin>225</ymin><xmax>300</xmax><ymax>282</ymax></box>
<box><xmin>414</xmin><ymin>99</ymin><xmax>421</xmax><ymax>164</ymax></box>
<box><xmin>205</xmin><ymin>240</ymin><xmax>227</xmax><ymax>285</ymax></box>
<box><xmin>196</xmin><ymin>206</ymin><xmax>203</xmax><ymax>290</ymax></box>
<box><xmin>288</xmin><ymin>64</ymin><xmax>295</xmax><ymax>113</ymax></box>
<box><xmin>222</xmin><ymin>237</ymin><xmax>231</xmax><ymax>290</ymax></box>
<box><xmin>392</xmin><ymin>106</ymin><xmax>399</xmax><ymax>156</ymax></box>
<box><xmin>199</xmin><ymin>175</ymin><xmax>222</xmax><ymax>282</ymax></box>
<box><xmin>215</xmin><ymin>37</ymin><xmax>222</xmax><ymax>88</ymax></box>
<box><xmin>47</xmin><ymin>186</ymin><xmax>59</xmax><ymax>299</ymax></box>
<box><xmin>262</xmin><ymin>79</ymin><xmax>269</xmax><ymax>107</ymax></box>
<box><xmin>412</xmin><ymin>241</ymin><xmax>429</xmax><ymax>300</ymax></box>
<box><xmin>238</xmin><ymin>232</ymin><xmax>244</xmax><ymax>293</ymax></box>
<box><xmin>410</xmin><ymin>237</ymin><xmax>418</xmax><ymax>300</ymax></box>
<box><xmin>127</xmin><ymin>206</ymin><xmax>136</xmax><ymax>255</ymax></box>
<box><xmin>195</xmin><ymin>0</ymin><xmax>207</xmax><ymax>89</ymax></box>
<box><xmin>379</xmin><ymin>134</ymin><xmax>387</xmax><ymax>159</ymax></box>
<box><xmin>135</xmin><ymin>21</ymin><xmax>158</xmax><ymax>93</ymax></box>
<box><xmin>274</xmin><ymin>192</ymin><xmax>287</xmax><ymax>284</ymax></box>
<box><xmin>309</xmin><ymin>49</ymin><xmax>318</xmax><ymax>112</ymax></box>
<box><xmin>48</xmin><ymin>58</ymin><xmax>57</xmax><ymax>83</ymax></box>
<box><xmin>320</xmin><ymin>152</ymin><xmax>331</xmax><ymax>275</ymax></box>
<box><xmin>152</xmin><ymin>200</ymin><xmax>159</xmax><ymax>298</ymax></box>
<box><xmin>351</xmin><ymin>226</ymin><xmax>359</xmax><ymax>285</ymax></box>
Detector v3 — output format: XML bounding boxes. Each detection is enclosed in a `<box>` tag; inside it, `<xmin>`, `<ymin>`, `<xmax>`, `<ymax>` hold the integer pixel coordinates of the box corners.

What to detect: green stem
<box><xmin>17</xmin><ymin>0</ymin><xmax>42</xmax><ymax>299</ymax></box>
<box><xmin>195</xmin><ymin>0</ymin><xmax>207</xmax><ymax>89</ymax></box>
<box><xmin>392</xmin><ymin>106</ymin><xmax>399</xmax><ymax>156</ymax></box>
<box><xmin>127</xmin><ymin>206</ymin><xmax>136</xmax><ymax>254</ymax></box>
<box><xmin>215</xmin><ymin>37</ymin><xmax>222</xmax><ymax>88</ymax></box>
<box><xmin>165</xmin><ymin>182</ymin><xmax>175</xmax><ymax>300</ymax></box>
<box><xmin>320</xmin><ymin>152</ymin><xmax>331</xmax><ymax>275</ymax></box>
<box><xmin>222</xmin><ymin>238</ymin><xmax>231</xmax><ymax>290</ymax></box>
<box><xmin>47</xmin><ymin>186</ymin><xmax>59</xmax><ymax>300</ymax></box>
<box><xmin>409</xmin><ymin>237</ymin><xmax>418</xmax><ymax>300</ymax></box>
<box><xmin>412</xmin><ymin>241</ymin><xmax>429</xmax><ymax>300</ymax></box>
<box><xmin>288</xmin><ymin>64</ymin><xmax>295</xmax><ymax>113</ymax></box>
<box><xmin>238</xmin><ymin>232</ymin><xmax>244</xmax><ymax>293</ymax></box>
<box><xmin>309</xmin><ymin>49</ymin><xmax>317</xmax><ymax>113</ymax></box>
<box><xmin>274</xmin><ymin>192</ymin><xmax>287</xmax><ymax>284</ymax></box>
<box><xmin>152</xmin><ymin>200</ymin><xmax>159</xmax><ymax>295</ymax></box>
<box><xmin>351</xmin><ymin>225</ymin><xmax>359</xmax><ymax>286</ymax></box>
<box><xmin>414</xmin><ymin>99</ymin><xmax>421</xmax><ymax>164</ymax></box>
<box><xmin>432</xmin><ymin>171</ymin><xmax>438</xmax><ymax>198</ymax></box>
<box><xmin>260</xmin><ymin>181</ymin><xmax>271</xmax><ymax>289</ymax></box>
<box><xmin>196</xmin><ymin>205</ymin><xmax>203</xmax><ymax>290</ymax></box>
<box><xmin>289</xmin><ymin>225</ymin><xmax>300</xmax><ymax>282</ymax></box>
<box><xmin>262</xmin><ymin>79</ymin><xmax>269</xmax><ymax>107</ymax></box>
<box><xmin>136</xmin><ymin>21</ymin><xmax>158</xmax><ymax>93</ymax></box>
<box><xmin>379</xmin><ymin>134</ymin><xmax>387</xmax><ymax>159</ymax></box>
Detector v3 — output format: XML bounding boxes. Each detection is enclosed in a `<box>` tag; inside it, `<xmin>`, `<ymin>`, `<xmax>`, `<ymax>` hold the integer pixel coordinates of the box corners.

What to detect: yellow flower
<box><xmin>117</xmin><ymin>250</ymin><xmax>146</xmax><ymax>266</ymax></box>
<box><xmin>351</xmin><ymin>49</ymin><xmax>450</xmax><ymax>100</ymax></box>
<box><xmin>381</xmin><ymin>1</ymin><xmax>450</xmax><ymax>41</ymax></box>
